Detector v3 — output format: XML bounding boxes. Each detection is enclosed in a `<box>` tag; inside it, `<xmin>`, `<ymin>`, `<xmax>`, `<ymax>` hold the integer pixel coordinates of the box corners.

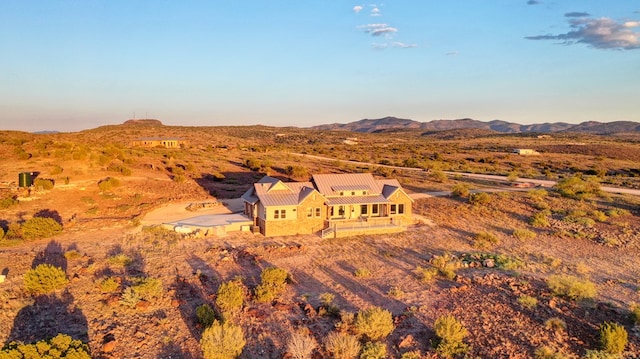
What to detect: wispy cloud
<box><xmin>445</xmin><ymin>51</ymin><xmax>459</xmax><ymax>56</ymax></box>
<box><xmin>371</xmin><ymin>42</ymin><xmax>418</xmax><ymax>50</ymax></box>
<box><xmin>370</xmin><ymin>6</ymin><xmax>381</xmax><ymax>17</ymax></box>
<box><xmin>353</xmin><ymin>5</ymin><xmax>363</xmax><ymax>13</ymax></box>
<box><xmin>527</xmin><ymin>0</ymin><xmax>541</xmax><ymax>5</ymax></box>
<box><xmin>565</xmin><ymin>12</ymin><xmax>590</xmax><ymax>18</ymax></box>
<box><xmin>359</xmin><ymin>23</ymin><xmax>398</xmax><ymax>37</ymax></box>
<box><xmin>392</xmin><ymin>42</ymin><xmax>417</xmax><ymax>48</ymax></box>
<box><xmin>526</xmin><ymin>17</ymin><xmax>640</xmax><ymax>50</ymax></box>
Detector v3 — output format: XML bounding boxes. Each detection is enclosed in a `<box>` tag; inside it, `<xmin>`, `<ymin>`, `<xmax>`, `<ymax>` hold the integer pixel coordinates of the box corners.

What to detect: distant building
<box><xmin>131</xmin><ymin>137</ymin><xmax>188</xmax><ymax>148</ymax></box>
<box><xmin>512</xmin><ymin>148</ymin><xmax>540</xmax><ymax>155</ymax></box>
<box><xmin>241</xmin><ymin>173</ymin><xmax>413</xmax><ymax>238</ymax></box>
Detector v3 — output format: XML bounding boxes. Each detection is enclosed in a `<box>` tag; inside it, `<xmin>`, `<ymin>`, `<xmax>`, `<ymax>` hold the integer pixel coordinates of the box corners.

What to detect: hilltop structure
<box><xmin>131</xmin><ymin>137</ymin><xmax>188</xmax><ymax>148</ymax></box>
<box><xmin>242</xmin><ymin>173</ymin><xmax>413</xmax><ymax>238</ymax></box>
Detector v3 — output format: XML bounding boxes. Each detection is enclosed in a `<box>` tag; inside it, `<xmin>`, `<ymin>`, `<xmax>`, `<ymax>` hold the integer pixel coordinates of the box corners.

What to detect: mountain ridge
<box><xmin>310</xmin><ymin>116</ymin><xmax>640</xmax><ymax>134</ymax></box>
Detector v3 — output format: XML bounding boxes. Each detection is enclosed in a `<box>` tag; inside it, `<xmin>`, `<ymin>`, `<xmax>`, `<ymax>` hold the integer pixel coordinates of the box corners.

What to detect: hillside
<box><xmin>311</xmin><ymin>116</ymin><xmax>639</xmax><ymax>134</ymax></box>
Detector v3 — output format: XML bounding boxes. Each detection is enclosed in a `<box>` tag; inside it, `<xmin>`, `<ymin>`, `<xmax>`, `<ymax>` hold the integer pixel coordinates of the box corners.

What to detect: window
<box><xmin>338</xmin><ymin>206</ymin><xmax>345</xmax><ymax>216</ymax></box>
<box><xmin>315</xmin><ymin>207</ymin><xmax>321</xmax><ymax>217</ymax></box>
<box><xmin>274</xmin><ymin>210</ymin><xmax>280</xmax><ymax>219</ymax></box>
<box><xmin>390</xmin><ymin>204</ymin><xmax>397</xmax><ymax>214</ymax></box>
<box><xmin>351</xmin><ymin>191</ymin><xmax>355</xmax><ymax>196</ymax></box>
<box><xmin>361</xmin><ymin>204</ymin><xmax>368</xmax><ymax>215</ymax></box>
<box><xmin>363</xmin><ymin>191</ymin><xmax>368</xmax><ymax>195</ymax></box>
<box><xmin>340</xmin><ymin>191</ymin><xmax>344</xmax><ymax>196</ymax></box>
<box><xmin>274</xmin><ymin>209</ymin><xmax>287</xmax><ymax>219</ymax></box>
<box><xmin>281</xmin><ymin>209</ymin><xmax>286</xmax><ymax>219</ymax></box>
<box><xmin>372</xmin><ymin>204</ymin><xmax>379</xmax><ymax>215</ymax></box>
<box><xmin>307</xmin><ymin>208</ymin><xmax>313</xmax><ymax>218</ymax></box>
<box><xmin>398</xmin><ymin>204</ymin><xmax>404</xmax><ymax>214</ymax></box>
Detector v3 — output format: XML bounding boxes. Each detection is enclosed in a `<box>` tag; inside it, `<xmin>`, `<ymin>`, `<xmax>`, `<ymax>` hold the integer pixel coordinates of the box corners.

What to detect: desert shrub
<box><xmin>23</xmin><ymin>264</ymin><xmax>68</xmax><ymax>295</ymax></box>
<box><xmin>599</xmin><ymin>322</ymin><xmax>627</xmax><ymax>354</ymax></box>
<box><xmin>0</xmin><ymin>227</ymin><xmax>4</xmax><ymax>241</ymax></box>
<box><xmin>197</xmin><ymin>304</ymin><xmax>217</xmax><ymax>328</ymax></box>
<box><xmin>21</xmin><ymin>217</ymin><xmax>63</xmax><ymax>240</ymax></box>
<box><xmin>547</xmin><ymin>275</ymin><xmax>597</xmax><ymax>301</ymax></box>
<box><xmin>99</xmin><ymin>277</ymin><xmax>120</xmax><ymax>293</ymax></box>
<box><xmin>200</xmin><ymin>320</ymin><xmax>246</xmax><ymax>359</ymax></box>
<box><xmin>324</xmin><ymin>332</ymin><xmax>361</xmax><ymax>359</ymax></box>
<box><xmin>534</xmin><ymin>346</ymin><xmax>569</xmax><ymax>359</ymax></box>
<box><xmin>318</xmin><ymin>292</ymin><xmax>340</xmax><ymax>317</ymax></box>
<box><xmin>285</xmin><ymin>165</ymin><xmax>308</xmax><ymax>179</ymax></box>
<box><xmin>517</xmin><ymin>295</ymin><xmax>538</xmax><ymax>309</ymax></box>
<box><xmin>354</xmin><ymin>306</ymin><xmax>394</xmax><ymax>341</ymax></box>
<box><xmin>335</xmin><ymin>311</ymin><xmax>355</xmax><ymax>333</ymax></box>
<box><xmin>120</xmin><ymin>287</ymin><xmax>140</xmax><ymax>308</ymax></box>
<box><xmin>495</xmin><ymin>254</ymin><xmax>524</xmax><ymax>270</ymax></box>
<box><xmin>98</xmin><ymin>177</ymin><xmax>120</xmax><ymax>192</ymax></box>
<box><xmin>469</xmin><ymin>192</ymin><xmax>491</xmax><ymax>205</ymax></box>
<box><xmin>106</xmin><ymin>162</ymin><xmax>132</xmax><ymax>176</ymax></box>
<box><xmin>583</xmin><ymin>350</ymin><xmax>619</xmax><ymax>359</ymax></box>
<box><xmin>130</xmin><ymin>277</ymin><xmax>163</xmax><ymax>301</ymax></box>
<box><xmin>5</xmin><ymin>222</ymin><xmax>22</xmax><ymax>239</ymax></box>
<box><xmin>172</xmin><ymin>174</ymin><xmax>186</xmax><ymax>183</ymax></box>
<box><xmin>414</xmin><ymin>265</ymin><xmax>438</xmax><ymax>283</ymax></box>
<box><xmin>513</xmin><ymin>228</ymin><xmax>536</xmax><ymax>240</ymax></box>
<box><xmin>606</xmin><ymin>208</ymin><xmax>630</xmax><ymax>217</ymax></box>
<box><xmin>472</xmin><ymin>231</ymin><xmax>499</xmax><ymax>249</ymax></box>
<box><xmin>400</xmin><ymin>351</ymin><xmax>422</xmax><ymax>359</ymax></box>
<box><xmin>430</xmin><ymin>169</ymin><xmax>448</xmax><ymax>183</ymax></box>
<box><xmin>451</xmin><ymin>183</ymin><xmax>470</xmax><ymax>198</ymax></box>
<box><xmin>64</xmin><ymin>250</ymin><xmax>81</xmax><ymax>260</ymax></box>
<box><xmin>0</xmin><ymin>333</ymin><xmax>91</xmax><ymax>358</ymax></box>
<box><xmin>287</xmin><ymin>331</ymin><xmax>317</xmax><ymax>359</ymax></box>
<box><xmin>530</xmin><ymin>210</ymin><xmax>551</xmax><ymax>228</ymax></box>
<box><xmin>0</xmin><ymin>195</ymin><xmax>18</xmax><ymax>209</ymax></box>
<box><xmin>432</xmin><ymin>253</ymin><xmax>460</xmax><ymax>280</ymax></box>
<box><xmin>353</xmin><ymin>268</ymin><xmax>371</xmax><ymax>278</ymax></box>
<box><xmin>216</xmin><ymin>280</ymin><xmax>244</xmax><ymax>319</ymax></box>
<box><xmin>359</xmin><ymin>342</ymin><xmax>387</xmax><ymax>359</ymax></box>
<box><xmin>50</xmin><ymin>165</ymin><xmax>64</xmax><ymax>175</ymax></box>
<box><xmin>591</xmin><ymin>210</ymin><xmax>608</xmax><ymax>222</ymax></box>
<box><xmin>554</xmin><ymin>175</ymin><xmax>601</xmax><ymax>199</ymax></box>
<box><xmin>631</xmin><ymin>303</ymin><xmax>640</xmax><ymax>324</ymax></box>
<box><xmin>433</xmin><ymin>314</ymin><xmax>468</xmax><ymax>358</ymax></box>
<box><xmin>34</xmin><ymin>178</ymin><xmax>54</xmax><ymax>190</ymax></box>
<box><xmin>255</xmin><ymin>267</ymin><xmax>288</xmax><ymax>303</ymax></box>
<box><xmin>545</xmin><ymin>317</ymin><xmax>567</xmax><ymax>333</ymax></box>
<box><xmin>528</xmin><ymin>188</ymin><xmax>548</xmax><ymax>199</ymax></box>
<box><xmin>107</xmin><ymin>253</ymin><xmax>132</xmax><ymax>267</ymax></box>
<box><xmin>386</xmin><ymin>286</ymin><xmax>404</xmax><ymax>298</ymax></box>
<box><xmin>507</xmin><ymin>171</ymin><xmax>519</xmax><ymax>182</ymax></box>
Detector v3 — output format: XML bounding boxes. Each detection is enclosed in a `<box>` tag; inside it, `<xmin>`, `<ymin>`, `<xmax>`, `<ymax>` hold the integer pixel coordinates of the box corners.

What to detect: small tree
<box><xmin>324</xmin><ymin>332</ymin><xmax>361</xmax><ymax>359</ymax></box>
<box><xmin>21</xmin><ymin>217</ymin><xmax>62</xmax><ymax>240</ymax></box>
<box><xmin>216</xmin><ymin>280</ymin><xmax>244</xmax><ymax>319</ymax></box>
<box><xmin>197</xmin><ymin>304</ymin><xmax>217</xmax><ymax>328</ymax></box>
<box><xmin>24</xmin><ymin>264</ymin><xmax>68</xmax><ymax>295</ymax></box>
<box><xmin>469</xmin><ymin>192</ymin><xmax>491</xmax><ymax>205</ymax></box>
<box><xmin>554</xmin><ymin>175</ymin><xmax>601</xmax><ymax>199</ymax></box>
<box><xmin>255</xmin><ymin>267</ymin><xmax>288</xmax><ymax>303</ymax></box>
<box><xmin>354</xmin><ymin>306</ymin><xmax>394</xmax><ymax>341</ymax></box>
<box><xmin>287</xmin><ymin>331</ymin><xmax>317</xmax><ymax>359</ymax></box>
<box><xmin>451</xmin><ymin>183</ymin><xmax>470</xmax><ymax>198</ymax></box>
<box><xmin>433</xmin><ymin>314</ymin><xmax>469</xmax><ymax>358</ymax></box>
<box><xmin>200</xmin><ymin>320</ymin><xmax>246</xmax><ymax>359</ymax></box>
<box><xmin>599</xmin><ymin>322</ymin><xmax>627</xmax><ymax>354</ymax></box>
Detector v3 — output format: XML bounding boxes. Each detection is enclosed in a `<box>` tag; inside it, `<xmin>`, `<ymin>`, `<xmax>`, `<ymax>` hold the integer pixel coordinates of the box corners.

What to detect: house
<box><xmin>242</xmin><ymin>173</ymin><xmax>413</xmax><ymax>238</ymax></box>
<box><xmin>512</xmin><ymin>148</ymin><xmax>540</xmax><ymax>155</ymax></box>
<box><xmin>132</xmin><ymin>137</ymin><xmax>188</xmax><ymax>148</ymax></box>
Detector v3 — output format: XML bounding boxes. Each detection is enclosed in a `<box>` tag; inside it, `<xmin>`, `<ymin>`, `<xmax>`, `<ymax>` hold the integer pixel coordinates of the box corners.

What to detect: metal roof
<box><xmin>326</xmin><ymin>195</ymin><xmax>389</xmax><ymax>206</ymax></box>
<box><xmin>312</xmin><ymin>173</ymin><xmax>382</xmax><ymax>197</ymax></box>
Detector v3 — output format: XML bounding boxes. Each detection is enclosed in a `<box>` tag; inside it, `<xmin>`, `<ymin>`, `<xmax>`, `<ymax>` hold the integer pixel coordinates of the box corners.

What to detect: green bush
<box><xmin>544</xmin><ymin>317</ymin><xmax>566</xmax><ymax>333</ymax></box>
<box><xmin>130</xmin><ymin>277</ymin><xmax>163</xmax><ymax>301</ymax></box>
<box><xmin>547</xmin><ymin>275</ymin><xmax>597</xmax><ymax>301</ymax></box>
<box><xmin>433</xmin><ymin>314</ymin><xmax>469</xmax><ymax>358</ymax></box>
<box><xmin>23</xmin><ymin>264</ymin><xmax>68</xmax><ymax>295</ymax></box>
<box><xmin>0</xmin><ymin>333</ymin><xmax>91</xmax><ymax>358</ymax></box>
<box><xmin>197</xmin><ymin>304</ymin><xmax>217</xmax><ymax>328</ymax></box>
<box><xmin>517</xmin><ymin>295</ymin><xmax>538</xmax><ymax>309</ymax></box>
<box><xmin>353</xmin><ymin>268</ymin><xmax>371</xmax><ymax>278</ymax></box>
<box><xmin>583</xmin><ymin>350</ymin><xmax>619</xmax><ymax>359</ymax></box>
<box><xmin>534</xmin><ymin>346</ymin><xmax>569</xmax><ymax>359</ymax></box>
<box><xmin>200</xmin><ymin>320</ymin><xmax>246</xmax><ymax>359</ymax></box>
<box><xmin>120</xmin><ymin>287</ymin><xmax>140</xmax><ymax>308</ymax></box>
<box><xmin>324</xmin><ymin>332</ymin><xmax>361</xmax><ymax>359</ymax></box>
<box><xmin>106</xmin><ymin>163</ymin><xmax>132</xmax><ymax>176</ymax></box>
<box><xmin>287</xmin><ymin>331</ymin><xmax>317</xmax><ymax>359</ymax></box>
<box><xmin>98</xmin><ymin>177</ymin><xmax>120</xmax><ymax>192</ymax></box>
<box><xmin>414</xmin><ymin>266</ymin><xmax>438</xmax><ymax>283</ymax></box>
<box><xmin>606</xmin><ymin>208</ymin><xmax>630</xmax><ymax>217</ymax></box>
<box><xmin>472</xmin><ymin>231</ymin><xmax>499</xmax><ymax>250</ymax></box>
<box><xmin>21</xmin><ymin>217</ymin><xmax>62</xmax><ymax>240</ymax></box>
<box><xmin>530</xmin><ymin>210</ymin><xmax>551</xmax><ymax>228</ymax></box>
<box><xmin>513</xmin><ymin>228</ymin><xmax>536</xmax><ymax>240</ymax></box>
<box><xmin>400</xmin><ymin>351</ymin><xmax>422</xmax><ymax>359</ymax></box>
<box><xmin>469</xmin><ymin>192</ymin><xmax>491</xmax><ymax>205</ymax></box>
<box><xmin>432</xmin><ymin>253</ymin><xmax>460</xmax><ymax>280</ymax></box>
<box><xmin>599</xmin><ymin>322</ymin><xmax>627</xmax><ymax>354</ymax></box>
<box><xmin>354</xmin><ymin>306</ymin><xmax>394</xmax><ymax>341</ymax></box>
<box><xmin>359</xmin><ymin>342</ymin><xmax>387</xmax><ymax>359</ymax></box>
<box><xmin>34</xmin><ymin>178</ymin><xmax>54</xmax><ymax>190</ymax></box>
<box><xmin>99</xmin><ymin>277</ymin><xmax>120</xmax><ymax>293</ymax></box>
<box><xmin>631</xmin><ymin>303</ymin><xmax>640</xmax><ymax>324</ymax></box>
<box><xmin>216</xmin><ymin>280</ymin><xmax>244</xmax><ymax>319</ymax></box>
<box><xmin>554</xmin><ymin>175</ymin><xmax>601</xmax><ymax>199</ymax></box>
<box><xmin>255</xmin><ymin>267</ymin><xmax>288</xmax><ymax>303</ymax></box>
<box><xmin>107</xmin><ymin>253</ymin><xmax>132</xmax><ymax>267</ymax></box>
<box><xmin>451</xmin><ymin>183</ymin><xmax>470</xmax><ymax>198</ymax></box>
<box><xmin>0</xmin><ymin>195</ymin><xmax>18</xmax><ymax>209</ymax></box>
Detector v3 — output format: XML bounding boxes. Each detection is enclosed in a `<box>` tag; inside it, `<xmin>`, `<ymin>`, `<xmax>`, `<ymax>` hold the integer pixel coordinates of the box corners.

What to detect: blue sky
<box><xmin>1</xmin><ymin>1</ymin><xmax>639</xmax><ymax>132</ymax></box>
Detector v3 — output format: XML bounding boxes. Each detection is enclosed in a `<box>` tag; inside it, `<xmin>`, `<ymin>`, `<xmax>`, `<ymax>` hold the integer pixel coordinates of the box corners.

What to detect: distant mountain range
<box><xmin>311</xmin><ymin>117</ymin><xmax>640</xmax><ymax>134</ymax></box>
